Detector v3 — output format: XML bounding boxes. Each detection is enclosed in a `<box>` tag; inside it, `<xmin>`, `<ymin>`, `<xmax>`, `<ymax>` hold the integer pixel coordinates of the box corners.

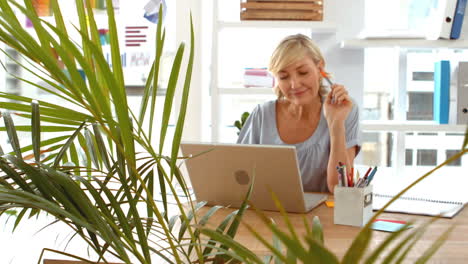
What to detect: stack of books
<box><xmin>240</xmin><ymin>0</ymin><xmax>323</xmax><ymax>21</ymax></box>
<box><xmin>243</xmin><ymin>68</ymin><xmax>275</xmax><ymax>88</ymax></box>
<box><xmin>434</xmin><ymin>60</ymin><xmax>468</xmax><ymax>125</ymax></box>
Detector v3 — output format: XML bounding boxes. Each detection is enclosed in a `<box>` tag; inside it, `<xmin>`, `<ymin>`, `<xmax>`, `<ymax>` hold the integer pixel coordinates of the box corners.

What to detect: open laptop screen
<box><xmin>180</xmin><ymin>142</ymin><xmax>326</xmax><ymax>213</ymax></box>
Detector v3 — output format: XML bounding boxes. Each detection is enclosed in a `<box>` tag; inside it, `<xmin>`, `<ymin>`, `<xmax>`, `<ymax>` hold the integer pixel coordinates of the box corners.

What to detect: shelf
<box><xmin>218</xmin><ymin>21</ymin><xmax>336</xmax><ymax>33</ymax></box>
<box><xmin>341</xmin><ymin>39</ymin><xmax>468</xmax><ymax>49</ymax></box>
<box><xmin>219</xmin><ymin>87</ymin><xmax>275</xmax><ymax>95</ymax></box>
<box><xmin>361</xmin><ymin>121</ymin><xmax>467</xmax><ymax>132</ymax></box>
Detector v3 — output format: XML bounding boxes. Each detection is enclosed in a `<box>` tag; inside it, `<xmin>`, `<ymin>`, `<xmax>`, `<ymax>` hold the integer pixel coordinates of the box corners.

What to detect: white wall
<box><xmin>315</xmin><ymin>0</ymin><xmax>365</xmax><ymax>111</ymax></box>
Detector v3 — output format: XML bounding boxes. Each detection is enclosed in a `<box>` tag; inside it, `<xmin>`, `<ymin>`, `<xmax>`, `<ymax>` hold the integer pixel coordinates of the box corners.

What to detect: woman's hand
<box><xmin>323</xmin><ymin>84</ymin><xmax>353</xmax><ymax>126</ymax></box>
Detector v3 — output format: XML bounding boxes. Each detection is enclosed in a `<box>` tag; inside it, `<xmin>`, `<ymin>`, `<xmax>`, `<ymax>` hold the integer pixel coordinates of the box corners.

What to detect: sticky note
<box><xmin>371</xmin><ymin>220</ymin><xmax>412</xmax><ymax>232</ymax></box>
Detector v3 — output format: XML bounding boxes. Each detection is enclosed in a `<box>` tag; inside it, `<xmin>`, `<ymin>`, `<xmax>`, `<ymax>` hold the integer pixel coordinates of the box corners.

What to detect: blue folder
<box><xmin>434</xmin><ymin>61</ymin><xmax>450</xmax><ymax>124</ymax></box>
<box><xmin>451</xmin><ymin>0</ymin><xmax>467</xmax><ymax>39</ymax></box>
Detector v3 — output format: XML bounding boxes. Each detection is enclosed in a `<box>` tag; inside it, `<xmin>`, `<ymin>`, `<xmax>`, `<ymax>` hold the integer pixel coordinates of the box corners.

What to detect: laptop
<box><xmin>180</xmin><ymin>142</ymin><xmax>328</xmax><ymax>213</ymax></box>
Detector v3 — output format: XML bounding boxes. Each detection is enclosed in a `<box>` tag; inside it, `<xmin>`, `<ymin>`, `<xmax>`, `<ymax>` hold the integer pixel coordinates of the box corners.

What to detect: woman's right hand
<box><xmin>323</xmin><ymin>84</ymin><xmax>353</xmax><ymax>125</ymax></box>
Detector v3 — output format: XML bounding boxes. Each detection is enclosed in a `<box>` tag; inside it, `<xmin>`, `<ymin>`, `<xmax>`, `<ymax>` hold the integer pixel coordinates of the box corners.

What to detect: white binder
<box><xmin>457</xmin><ymin>62</ymin><xmax>468</xmax><ymax>124</ymax></box>
<box><xmin>441</xmin><ymin>0</ymin><xmax>458</xmax><ymax>39</ymax></box>
<box><xmin>427</xmin><ymin>0</ymin><xmax>458</xmax><ymax>39</ymax></box>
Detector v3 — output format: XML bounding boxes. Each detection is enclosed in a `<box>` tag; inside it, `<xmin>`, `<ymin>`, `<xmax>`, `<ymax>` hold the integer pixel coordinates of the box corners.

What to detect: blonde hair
<box><xmin>268</xmin><ymin>34</ymin><xmax>328</xmax><ymax>99</ymax></box>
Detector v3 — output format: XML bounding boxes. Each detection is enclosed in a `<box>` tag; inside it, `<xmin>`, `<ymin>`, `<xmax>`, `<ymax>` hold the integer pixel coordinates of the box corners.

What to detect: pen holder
<box><xmin>334</xmin><ymin>185</ymin><xmax>373</xmax><ymax>227</ymax></box>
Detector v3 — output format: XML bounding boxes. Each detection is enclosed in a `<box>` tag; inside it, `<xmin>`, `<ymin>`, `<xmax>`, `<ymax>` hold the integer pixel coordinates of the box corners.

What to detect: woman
<box><xmin>237</xmin><ymin>34</ymin><xmax>361</xmax><ymax>193</ymax></box>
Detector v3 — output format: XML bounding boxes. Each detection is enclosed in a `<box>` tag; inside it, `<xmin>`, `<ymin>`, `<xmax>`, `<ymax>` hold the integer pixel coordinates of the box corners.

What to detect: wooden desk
<box><xmin>200</xmin><ymin>202</ymin><xmax>468</xmax><ymax>263</ymax></box>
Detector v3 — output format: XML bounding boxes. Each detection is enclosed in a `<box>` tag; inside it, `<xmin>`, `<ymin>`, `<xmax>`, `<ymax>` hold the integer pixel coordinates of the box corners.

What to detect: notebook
<box><xmin>373</xmin><ymin>193</ymin><xmax>466</xmax><ymax>218</ymax></box>
<box><xmin>180</xmin><ymin>142</ymin><xmax>328</xmax><ymax>213</ymax></box>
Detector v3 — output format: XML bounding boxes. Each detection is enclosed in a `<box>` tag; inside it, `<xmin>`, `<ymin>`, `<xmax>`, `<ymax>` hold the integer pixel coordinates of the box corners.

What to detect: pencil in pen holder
<box><xmin>364</xmin><ymin>166</ymin><xmax>378</xmax><ymax>186</ymax></box>
<box><xmin>336</xmin><ymin>166</ymin><xmax>343</xmax><ymax>187</ymax></box>
<box><xmin>341</xmin><ymin>166</ymin><xmax>348</xmax><ymax>187</ymax></box>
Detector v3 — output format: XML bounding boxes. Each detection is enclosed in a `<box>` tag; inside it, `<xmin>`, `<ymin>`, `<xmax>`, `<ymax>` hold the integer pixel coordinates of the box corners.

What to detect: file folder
<box><xmin>457</xmin><ymin>62</ymin><xmax>468</xmax><ymax>124</ymax></box>
<box><xmin>434</xmin><ymin>60</ymin><xmax>450</xmax><ymax>124</ymax></box>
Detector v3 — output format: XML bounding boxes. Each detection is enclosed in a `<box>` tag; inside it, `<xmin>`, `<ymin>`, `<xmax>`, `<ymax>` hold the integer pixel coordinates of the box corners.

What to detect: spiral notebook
<box><xmin>373</xmin><ymin>193</ymin><xmax>466</xmax><ymax>218</ymax></box>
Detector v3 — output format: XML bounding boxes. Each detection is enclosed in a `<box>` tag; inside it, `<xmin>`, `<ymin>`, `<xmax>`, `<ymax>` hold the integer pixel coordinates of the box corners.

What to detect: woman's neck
<box><xmin>281</xmin><ymin>96</ymin><xmax>322</xmax><ymax>121</ymax></box>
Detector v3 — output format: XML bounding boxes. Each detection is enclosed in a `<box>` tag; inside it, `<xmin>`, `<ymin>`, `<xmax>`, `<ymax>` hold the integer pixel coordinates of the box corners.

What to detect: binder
<box><xmin>434</xmin><ymin>60</ymin><xmax>450</xmax><ymax>124</ymax></box>
<box><xmin>451</xmin><ymin>0</ymin><xmax>467</xmax><ymax>39</ymax></box>
<box><xmin>437</xmin><ymin>0</ymin><xmax>457</xmax><ymax>39</ymax></box>
<box><xmin>457</xmin><ymin>62</ymin><xmax>468</xmax><ymax>124</ymax></box>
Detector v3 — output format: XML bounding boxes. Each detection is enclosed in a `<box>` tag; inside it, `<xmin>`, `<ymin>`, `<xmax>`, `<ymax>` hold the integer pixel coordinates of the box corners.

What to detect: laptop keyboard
<box><xmin>304</xmin><ymin>193</ymin><xmax>327</xmax><ymax>210</ymax></box>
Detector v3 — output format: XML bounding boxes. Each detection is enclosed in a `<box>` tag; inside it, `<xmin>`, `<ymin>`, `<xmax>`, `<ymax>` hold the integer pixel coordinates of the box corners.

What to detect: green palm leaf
<box><xmin>31</xmin><ymin>100</ymin><xmax>40</xmax><ymax>162</ymax></box>
<box><xmin>170</xmin><ymin>13</ymin><xmax>195</xmax><ymax>180</ymax></box>
<box><xmin>363</xmin><ymin>222</ymin><xmax>414</xmax><ymax>264</ymax></box>
<box><xmin>341</xmin><ymin>226</ymin><xmax>372</xmax><ymax>263</ymax></box>
<box><xmin>159</xmin><ymin>43</ymin><xmax>184</xmax><ymax>155</ymax></box>
<box><xmin>53</xmin><ymin>122</ymin><xmax>86</xmax><ymax>168</ymax></box>
<box><xmin>200</xmin><ymin>228</ymin><xmax>264</xmax><ymax>264</ymax></box>
<box><xmin>2</xmin><ymin>111</ymin><xmax>22</xmax><ymax>158</ymax></box>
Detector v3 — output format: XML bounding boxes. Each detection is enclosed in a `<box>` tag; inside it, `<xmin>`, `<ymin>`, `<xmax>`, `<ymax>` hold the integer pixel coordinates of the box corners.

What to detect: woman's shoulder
<box><xmin>252</xmin><ymin>99</ymin><xmax>276</xmax><ymax>115</ymax></box>
<box><xmin>260</xmin><ymin>99</ymin><xmax>276</xmax><ymax>110</ymax></box>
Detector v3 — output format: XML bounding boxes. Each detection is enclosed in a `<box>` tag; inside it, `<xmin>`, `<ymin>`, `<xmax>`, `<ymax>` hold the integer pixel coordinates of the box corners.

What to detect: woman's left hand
<box><xmin>323</xmin><ymin>84</ymin><xmax>353</xmax><ymax>125</ymax></box>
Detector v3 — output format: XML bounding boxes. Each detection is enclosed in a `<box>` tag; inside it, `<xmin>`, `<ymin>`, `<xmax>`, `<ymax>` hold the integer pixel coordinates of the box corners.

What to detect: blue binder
<box><xmin>451</xmin><ymin>0</ymin><xmax>467</xmax><ymax>39</ymax></box>
<box><xmin>434</xmin><ymin>61</ymin><xmax>450</xmax><ymax>124</ymax></box>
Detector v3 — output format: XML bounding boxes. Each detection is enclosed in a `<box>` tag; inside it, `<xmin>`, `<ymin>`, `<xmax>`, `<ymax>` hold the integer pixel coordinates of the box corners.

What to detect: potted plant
<box><xmin>233</xmin><ymin>111</ymin><xmax>250</xmax><ymax>135</ymax></box>
<box><xmin>0</xmin><ymin>0</ymin><xmax>252</xmax><ymax>263</ymax></box>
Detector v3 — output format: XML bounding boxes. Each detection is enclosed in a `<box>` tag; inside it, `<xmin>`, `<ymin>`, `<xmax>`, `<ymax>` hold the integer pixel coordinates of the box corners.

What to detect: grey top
<box><xmin>237</xmin><ymin>100</ymin><xmax>361</xmax><ymax>192</ymax></box>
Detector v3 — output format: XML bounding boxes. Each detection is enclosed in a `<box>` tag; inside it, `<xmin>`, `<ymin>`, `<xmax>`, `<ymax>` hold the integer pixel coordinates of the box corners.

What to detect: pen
<box><xmin>342</xmin><ymin>165</ymin><xmax>349</xmax><ymax>187</ymax></box>
<box><xmin>366</xmin><ymin>166</ymin><xmax>378</xmax><ymax>186</ymax></box>
<box><xmin>355</xmin><ymin>178</ymin><xmax>363</xmax><ymax>188</ymax></box>
<box><xmin>354</xmin><ymin>170</ymin><xmax>361</xmax><ymax>188</ymax></box>
<box><xmin>322</xmin><ymin>74</ymin><xmax>333</xmax><ymax>86</ymax></box>
<box><xmin>320</xmin><ymin>70</ymin><xmax>336</xmax><ymax>104</ymax></box>
<box><xmin>363</xmin><ymin>167</ymin><xmax>372</xmax><ymax>179</ymax></box>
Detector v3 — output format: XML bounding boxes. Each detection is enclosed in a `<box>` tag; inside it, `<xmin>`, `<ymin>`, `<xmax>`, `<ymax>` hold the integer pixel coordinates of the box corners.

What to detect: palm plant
<box><xmin>0</xmin><ymin>0</ymin><xmax>252</xmax><ymax>263</ymax></box>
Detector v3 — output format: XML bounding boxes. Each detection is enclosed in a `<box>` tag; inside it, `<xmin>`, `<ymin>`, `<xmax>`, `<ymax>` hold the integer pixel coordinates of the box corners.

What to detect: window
<box><xmin>446</xmin><ymin>149</ymin><xmax>462</xmax><ymax>167</ymax></box>
<box><xmin>405</xmin><ymin>149</ymin><xmax>413</xmax><ymax>166</ymax></box>
<box><xmin>407</xmin><ymin>92</ymin><xmax>433</xmax><ymax>120</ymax></box>
<box><xmin>417</xmin><ymin>149</ymin><xmax>437</xmax><ymax>166</ymax></box>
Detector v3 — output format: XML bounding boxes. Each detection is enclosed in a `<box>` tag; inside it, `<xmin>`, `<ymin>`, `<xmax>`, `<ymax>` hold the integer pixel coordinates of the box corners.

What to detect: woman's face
<box><xmin>275</xmin><ymin>57</ymin><xmax>322</xmax><ymax>105</ymax></box>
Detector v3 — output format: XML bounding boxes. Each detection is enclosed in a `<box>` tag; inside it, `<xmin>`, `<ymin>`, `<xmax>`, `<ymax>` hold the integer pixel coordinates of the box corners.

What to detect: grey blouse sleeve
<box><xmin>236</xmin><ymin>105</ymin><xmax>261</xmax><ymax>144</ymax></box>
<box><xmin>345</xmin><ymin>103</ymin><xmax>361</xmax><ymax>155</ymax></box>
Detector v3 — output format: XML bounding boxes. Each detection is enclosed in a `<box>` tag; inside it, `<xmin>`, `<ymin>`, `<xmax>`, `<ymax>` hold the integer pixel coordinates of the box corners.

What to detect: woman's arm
<box><xmin>327</xmin><ymin>121</ymin><xmax>357</xmax><ymax>192</ymax></box>
<box><xmin>323</xmin><ymin>84</ymin><xmax>357</xmax><ymax>193</ymax></box>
